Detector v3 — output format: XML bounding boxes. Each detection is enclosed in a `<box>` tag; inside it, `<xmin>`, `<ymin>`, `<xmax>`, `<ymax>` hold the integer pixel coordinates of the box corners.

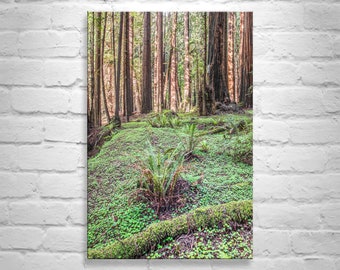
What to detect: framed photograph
<box><xmin>87</xmin><ymin>12</ymin><xmax>253</xmax><ymax>259</ymax></box>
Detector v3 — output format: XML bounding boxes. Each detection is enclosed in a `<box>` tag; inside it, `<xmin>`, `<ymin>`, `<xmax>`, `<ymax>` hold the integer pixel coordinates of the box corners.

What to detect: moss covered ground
<box><xmin>87</xmin><ymin>112</ymin><xmax>253</xmax><ymax>258</ymax></box>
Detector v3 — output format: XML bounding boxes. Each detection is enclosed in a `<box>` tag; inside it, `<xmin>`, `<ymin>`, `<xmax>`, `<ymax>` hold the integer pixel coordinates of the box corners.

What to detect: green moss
<box><xmin>87</xmin><ymin>112</ymin><xmax>253</xmax><ymax>251</ymax></box>
<box><xmin>88</xmin><ymin>200</ymin><xmax>252</xmax><ymax>259</ymax></box>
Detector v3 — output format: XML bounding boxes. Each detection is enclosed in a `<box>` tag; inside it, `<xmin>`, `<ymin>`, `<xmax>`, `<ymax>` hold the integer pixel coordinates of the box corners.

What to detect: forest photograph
<box><xmin>87</xmin><ymin>12</ymin><xmax>253</xmax><ymax>259</ymax></box>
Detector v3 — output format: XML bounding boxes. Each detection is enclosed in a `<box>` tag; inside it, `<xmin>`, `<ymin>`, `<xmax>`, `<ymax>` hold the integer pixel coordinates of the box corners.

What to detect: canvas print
<box><xmin>87</xmin><ymin>12</ymin><xmax>253</xmax><ymax>259</ymax></box>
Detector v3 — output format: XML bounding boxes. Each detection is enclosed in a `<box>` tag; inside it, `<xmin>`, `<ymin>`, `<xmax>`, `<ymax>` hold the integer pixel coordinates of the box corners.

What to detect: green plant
<box><xmin>137</xmin><ymin>143</ymin><xmax>184</xmax><ymax>213</ymax></box>
<box><xmin>227</xmin><ymin>132</ymin><xmax>253</xmax><ymax>165</ymax></box>
<box><xmin>200</xmin><ymin>140</ymin><xmax>209</xmax><ymax>152</ymax></box>
<box><xmin>182</xmin><ymin>124</ymin><xmax>201</xmax><ymax>160</ymax></box>
<box><xmin>147</xmin><ymin>111</ymin><xmax>181</xmax><ymax>128</ymax></box>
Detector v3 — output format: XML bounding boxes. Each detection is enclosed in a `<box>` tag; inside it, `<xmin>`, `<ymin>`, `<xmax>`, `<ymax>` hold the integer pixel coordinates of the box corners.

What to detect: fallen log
<box><xmin>88</xmin><ymin>200</ymin><xmax>252</xmax><ymax>259</ymax></box>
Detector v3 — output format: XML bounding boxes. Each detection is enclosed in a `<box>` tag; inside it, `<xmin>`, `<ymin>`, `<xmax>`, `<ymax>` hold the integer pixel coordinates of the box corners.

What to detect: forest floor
<box><xmin>87</xmin><ymin>111</ymin><xmax>253</xmax><ymax>259</ymax></box>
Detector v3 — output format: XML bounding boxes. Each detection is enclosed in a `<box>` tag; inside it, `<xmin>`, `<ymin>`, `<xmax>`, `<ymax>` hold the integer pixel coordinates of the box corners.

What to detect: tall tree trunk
<box><xmin>227</xmin><ymin>12</ymin><xmax>235</xmax><ymax>103</ymax></box>
<box><xmin>169</xmin><ymin>13</ymin><xmax>178</xmax><ymax>112</ymax></box>
<box><xmin>114</xmin><ymin>12</ymin><xmax>123</xmax><ymax>126</ymax></box>
<box><xmin>198</xmin><ymin>12</ymin><xmax>207</xmax><ymax>116</ymax></box>
<box><xmin>124</xmin><ymin>12</ymin><xmax>132</xmax><ymax>122</ymax></box>
<box><xmin>153</xmin><ymin>12</ymin><xmax>163</xmax><ymax>113</ymax></box>
<box><xmin>93</xmin><ymin>12</ymin><xmax>102</xmax><ymax>127</ymax></box>
<box><xmin>183</xmin><ymin>12</ymin><xmax>191</xmax><ymax>112</ymax></box>
<box><xmin>101</xmin><ymin>13</ymin><xmax>110</xmax><ymax>124</ymax></box>
<box><xmin>142</xmin><ymin>12</ymin><xmax>152</xmax><ymax>113</ymax></box>
<box><xmin>128</xmin><ymin>14</ymin><xmax>134</xmax><ymax>114</ymax></box>
<box><xmin>88</xmin><ymin>12</ymin><xmax>95</xmax><ymax>127</ymax></box>
<box><xmin>110</xmin><ymin>13</ymin><xmax>116</xmax><ymax>116</ymax></box>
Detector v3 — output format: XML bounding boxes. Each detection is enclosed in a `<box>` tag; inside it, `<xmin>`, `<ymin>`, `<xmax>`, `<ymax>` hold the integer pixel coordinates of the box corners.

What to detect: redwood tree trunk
<box><xmin>183</xmin><ymin>12</ymin><xmax>191</xmax><ymax>112</ymax></box>
<box><xmin>142</xmin><ymin>12</ymin><xmax>152</xmax><ymax>113</ymax></box>
<box><xmin>153</xmin><ymin>12</ymin><xmax>163</xmax><ymax>113</ymax></box>
<box><xmin>169</xmin><ymin>13</ymin><xmax>178</xmax><ymax>112</ymax></box>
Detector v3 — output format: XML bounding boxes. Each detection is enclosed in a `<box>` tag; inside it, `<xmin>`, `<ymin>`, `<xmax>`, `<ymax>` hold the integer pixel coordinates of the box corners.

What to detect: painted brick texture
<box><xmin>0</xmin><ymin>1</ymin><xmax>339</xmax><ymax>269</ymax></box>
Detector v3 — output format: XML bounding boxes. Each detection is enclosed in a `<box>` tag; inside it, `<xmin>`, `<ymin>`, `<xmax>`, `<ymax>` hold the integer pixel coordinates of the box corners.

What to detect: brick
<box><xmin>11</xmin><ymin>88</ymin><xmax>69</xmax><ymax>114</ymax></box>
<box><xmin>0</xmin><ymin>202</ymin><xmax>8</xmax><ymax>224</ymax></box>
<box><xmin>299</xmin><ymin>62</ymin><xmax>340</xmax><ymax>86</ymax></box>
<box><xmin>0</xmin><ymin>172</ymin><xmax>37</xmax><ymax>198</ymax></box>
<box><xmin>51</xmin><ymin>4</ymin><xmax>88</xmax><ymax>30</ymax></box>
<box><xmin>150</xmin><ymin>260</ymin><xmax>210</xmax><ymax>270</ymax></box>
<box><xmin>44</xmin><ymin>118</ymin><xmax>86</xmax><ymax>143</ymax></box>
<box><xmin>291</xmin><ymin>231</ymin><xmax>340</xmax><ymax>255</ymax></box>
<box><xmin>253</xmin><ymin>32</ymin><xmax>271</xmax><ymax>57</ymax></box>
<box><xmin>304</xmin><ymin>4</ymin><xmax>340</xmax><ymax>30</ymax></box>
<box><xmin>19</xmin><ymin>31</ymin><xmax>80</xmax><ymax>58</ymax></box>
<box><xmin>256</xmin><ymin>3</ymin><xmax>303</xmax><ymax>29</ymax></box>
<box><xmin>43</xmin><ymin>227</ymin><xmax>85</xmax><ymax>252</ymax></box>
<box><xmin>303</xmin><ymin>258</ymin><xmax>336</xmax><ymax>270</ymax></box>
<box><xmin>272</xmin><ymin>33</ymin><xmax>332</xmax><ymax>58</ymax></box>
<box><xmin>69</xmin><ymin>90</ymin><xmax>86</xmax><ymax>114</ymax></box>
<box><xmin>0</xmin><ymin>87</ymin><xmax>11</xmax><ymax>113</ymax></box>
<box><xmin>255</xmin><ymin>62</ymin><xmax>299</xmax><ymax>85</ymax></box>
<box><xmin>256</xmin><ymin>204</ymin><xmax>320</xmax><ymax>229</ymax></box>
<box><xmin>289</xmin><ymin>174</ymin><xmax>340</xmax><ymax>202</ymax></box>
<box><xmin>23</xmin><ymin>253</ymin><xmax>83</xmax><ymax>270</ymax></box>
<box><xmin>254</xmin><ymin>230</ymin><xmax>290</xmax><ymax>256</ymax></box>
<box><xmin>326</xmin><ymin>146</ymin><xmax>340</xmax><ymax>171</ymax></box>
<box><xmin>0</xmin><ymin>60</ymin><xmax>43</xmax><ymax>86</ymax></box>
<box><xmin>0</xmin><ymin>227</ymin><xmax>43</xmax><ymax>250</ymax></box>
<box><xmin>323</xmin><ymin>89</ymin><xmax>340</xmax><ymax>113</ymax></box>
<box><xmin>254</xmin><ymin>119</ymin><xmax>289</xmax><ymax>143</ymax></box>
<box><xmin>0</xmin><ymin>145</ymin><xmax>17</xmax><ymax>170</ymax></box>
<box><xmin>0</xmin><ymin>32</ymin><xmax>18</xmax><ymax>56</ymax></box>
<box><xmin>259</xmin><ymin>88</ymin><xmax>324</xmax><ymax>116</ymax></box>
<box><xmin>17</xmin><ymin>145</ymin><xmax>80</xmax><ymax>171</ymax></box>
<box><xmin>9</xmin><ymin>202</ymin><xmax>68</xmax><ymax>225</ymax></box>
<box><xmin>255</xmin><ymin>146</ymin><xmax>327</xmax><ymax>173</ymax></box>
<box><xmin>43</xmin><ymin>60</ymin><xmax>83</xmax><ymax>86</ymax></box>
<box><xmin>0</xmin><ymin>6</ymin><xmax>50</xmax><ymax>30</ymax></box>
<box><xmin>321</xmin><ymin>204</ymin><xmax>340</xmax><ymax>230</ymax></box>
<box><xmin>38</xmin><ymin>172</ymin><xmax>85</xmax><ymax>198</ymax></box>
<box><xmin>0</xmin><ymin>117</ymin><xmax>43</xmax><ymax>143</ymax></box>
<box><xmin>335</xmin><ymin>37</ymin><xmax>340</xmax><ymax>57</ymax></box>
<box><xmin>0</xmin><ymin>252</ymin><xmax>24</xmax><ymax>270</ymax></box>
<box><xmin>68</xmin><ymin>201</ymin><xmax>86</xmax><ymax>225</ymax></box>
<box><xmin>254</xmin><ymin>175</ymin><xmax>290</xmax><ymax>202</ymax></box>
<box><xmin>289</xmin><ymin>118</ymin><xmax>340</xmax><ymax>144</ymax></box>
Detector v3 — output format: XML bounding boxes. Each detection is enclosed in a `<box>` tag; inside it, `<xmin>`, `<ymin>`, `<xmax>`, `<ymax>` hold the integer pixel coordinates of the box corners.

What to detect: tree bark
<box><xmin>101</xmin><ymin>13</ymin><xmax>111</xmax><ymax>124</ymax></box>
<box><xmin>153</xmin><ymin>12</ymin><xmax>163</xmax><ymax>113</ymax></box>
<box><xmin>142</xmin><ymin>12</ymin><xmax>152</xmax><ymax>113</ymax></box>
<box><xmin>183</xmin><ymin>12</ymin><xmax>191</xmax><ymax>112</ymax></box>
<box><xmin>169</xmin><ymin>13</ymin><xmax>178</xmax><ymax>112</ymax></box>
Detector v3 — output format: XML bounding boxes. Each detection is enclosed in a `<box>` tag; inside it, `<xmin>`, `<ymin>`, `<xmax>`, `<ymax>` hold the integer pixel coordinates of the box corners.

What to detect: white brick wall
<box><xmin>0</xmin><ymin>0</ymin><xmax>339</xmax><ymax>269</ymax></box>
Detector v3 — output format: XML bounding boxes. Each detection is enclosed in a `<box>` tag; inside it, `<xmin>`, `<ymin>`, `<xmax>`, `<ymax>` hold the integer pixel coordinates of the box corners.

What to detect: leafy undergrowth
<box><xmin>88</xmin><ymin>112</ymin><xmax>253</xmax><ymax>257</ymax></box>
<box><xmin>145</xmin><ymin>221</ymin><xmax>252</xmax><ymax>259</ymax></box>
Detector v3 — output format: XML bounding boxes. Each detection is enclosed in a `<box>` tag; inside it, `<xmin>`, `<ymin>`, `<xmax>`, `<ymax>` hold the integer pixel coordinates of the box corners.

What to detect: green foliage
<box><xmin>147</xmin><ymin>111</ymin><xmax>181</xmax><ymax>128</ymax></box>
<box><xmin>182</xmin><ymin>123</ymin><xmax>201</xmax><ymax>158</ymax></box>
<box><xmin>88</xmin><ymin>200</ymin><xmax>252</xmax><ymax>259</ymax></box>
<box><xmin>138</xmin><ymin>143</ymin><xmax>184</xmax><ymax>212</ymax></box>
<box><xmin>200</xmin><ymin>140</ymin><xmax>209</xmax><ymax>152</ymax></box>
<box><xmin>227</xmin><ymin>132</ymin><xmax>253</xmax><ymax>165</ymax></box>
<box><xmin>88</xmin><ymin>112</ymin><xmax>253</xmax><ymax>256</ymax></box>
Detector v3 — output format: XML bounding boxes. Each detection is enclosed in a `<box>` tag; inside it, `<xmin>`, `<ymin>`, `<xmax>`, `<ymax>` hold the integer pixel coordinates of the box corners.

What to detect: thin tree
<box><xmin>153</xmin><ymin>12</ymin><xmax>163</xmax><ymax>113</ymax></box>
<box><xmin>141</xmin><ymin>12</ymin><xmax>152</xmax><ymax>113</ymax></box>
<box><xmin>227</xmin><ymin>12</ymin><xmax>235</xmax><ymax>103</ymax></box>
<box><xmin>169</xmin><ymin>13</ymin><xmax>178</xmax><ymax>112</ymax></box>
<box><xmin>124</xmin><ymin>12</ymin><xmax>132</xmax><ymax>122</ymax></box>
<box><xmin>183</xmin><ymin>12</ymin><xmax>191</xmax><ymax>112</ymax></box>
<box><xmin>101</xmin><ymin>13</ymin><xmax>110</xmax><ymax>123</ymax></box>
<box><xmin>88</xmin><ymin>12</ymin><xmax>95</xmax><ymax>127</ymax></box>
<box><xmin>114</xmin><ymin>12</ymin><xmax>124</xmax><ymax>126</ymax></box>
<box><xmin>93</xmin><ymin>12</ymin><xmax>102</xmax><ymax>127</ymax></box>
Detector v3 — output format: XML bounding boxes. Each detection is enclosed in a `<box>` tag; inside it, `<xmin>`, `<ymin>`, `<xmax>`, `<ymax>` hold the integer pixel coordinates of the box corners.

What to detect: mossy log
<box><xmin>88</xmin><ymin>200</ymin><xmax>252</xmax><ymax>259</ymax></box>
